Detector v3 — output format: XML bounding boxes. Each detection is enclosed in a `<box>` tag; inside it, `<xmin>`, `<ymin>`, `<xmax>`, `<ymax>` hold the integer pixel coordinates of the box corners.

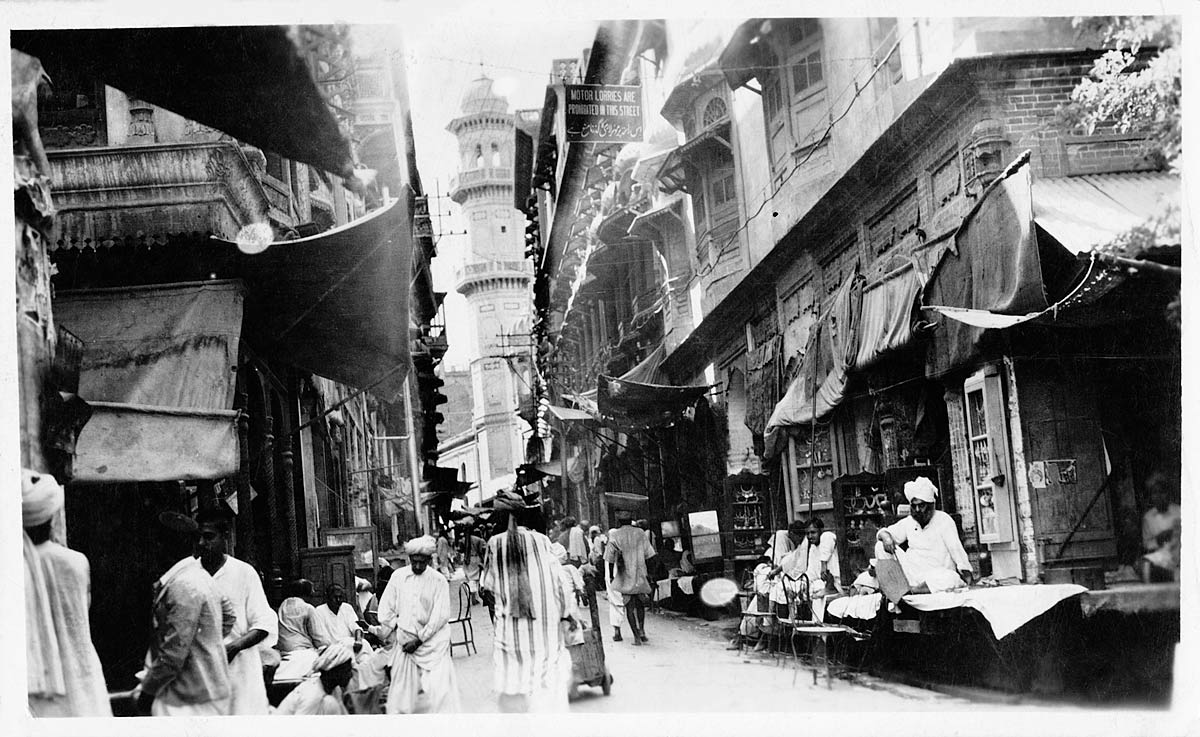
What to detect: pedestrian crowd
<box><xmin>23</xmin><ymin>467</ymin><xmax>662</xmax><ymax>717</ymax></box>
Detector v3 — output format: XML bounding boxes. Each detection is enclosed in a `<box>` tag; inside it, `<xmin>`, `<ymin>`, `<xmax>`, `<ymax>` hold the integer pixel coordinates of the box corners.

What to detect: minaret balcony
<box><xmin>447</xmin><ymin>166</ymin><xmax>513</xmax><ymax>204</ymax></box>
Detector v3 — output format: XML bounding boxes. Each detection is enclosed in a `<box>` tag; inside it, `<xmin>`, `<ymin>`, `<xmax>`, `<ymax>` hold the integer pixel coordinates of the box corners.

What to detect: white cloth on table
<box><xmin>274</xmin><ymin>648</ymin><xmax>318</xmax><ymax>681</ymax></box>
<box><xmin>826</xmin><ymin>593</ymin><xmax>883</xmax><ymax>621</ymax></box>
<box><xmin>902</xmin><ymin>584</ymin><xmax>1087</xmax><ymax>640</ymax></box>
<box><xmin>211</xmin><ymin>555</ymin><xmax>277</xmax><ymax>715</ymax></box>
<box><xmin>275</xmin><ymin>676</ymin><xmax>347</xmax><ymax>715</ymax></box>
<box><xmin>372</xmin><ymin>565</ymin><xmax>460</xmax><ymax>713</ymax></box>
<box><xmin>313</xmin><ymin>602</ymin><xmax>362</xmax><ymax>647</ymax></box>
<box><xmin>876</xmin><ymin>510</ymin><xmax>971</xmax><ymax>591</ymax></box>
<box><xmin>677</xmin><ymin>575</ymin><xmax>696</xmax><ymax>596</ymax></box>
<box><xmin>654</xmin><ymin>578</ymin><xmax>672</xmax><ymax>601</ymax></box>
<box><xmin>24</xmin><ymin>535</ymin><xmax>112</xmax><ymax>717</ymax></box>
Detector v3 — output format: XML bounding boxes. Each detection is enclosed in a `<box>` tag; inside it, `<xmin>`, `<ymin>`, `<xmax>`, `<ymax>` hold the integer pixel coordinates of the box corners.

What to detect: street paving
<box><xmin>444</xmin><ymin>591</ymin><xmax>1071</xmax><ymax>713</ymax></box>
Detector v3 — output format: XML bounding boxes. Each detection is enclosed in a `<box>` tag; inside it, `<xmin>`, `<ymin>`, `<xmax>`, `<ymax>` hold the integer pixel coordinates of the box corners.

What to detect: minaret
<box><xmin>446</xmin><ymin>77</ymin><xmax>532</xmax><ymax>495</ymax></box>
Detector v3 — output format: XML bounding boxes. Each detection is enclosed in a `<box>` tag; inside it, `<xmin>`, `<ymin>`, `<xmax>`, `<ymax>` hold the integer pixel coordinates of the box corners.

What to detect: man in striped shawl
<box><xmin>480</xmin><ymin>491</ymin><xmax>580</xmax><ymax>712</ymax></box>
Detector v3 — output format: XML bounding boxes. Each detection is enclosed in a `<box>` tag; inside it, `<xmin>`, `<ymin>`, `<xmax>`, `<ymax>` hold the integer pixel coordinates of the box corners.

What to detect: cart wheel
<box><xmin>602</xmin><ymin>672</ymin><xmax>613</xmax><ymax>695</ymax></box>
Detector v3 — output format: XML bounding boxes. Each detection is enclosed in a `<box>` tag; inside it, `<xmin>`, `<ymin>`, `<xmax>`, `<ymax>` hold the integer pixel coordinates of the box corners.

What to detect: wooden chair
<box><xmin>448</xmin><ymin>581</ymin><xmax>476</xmax><ymax>656</ymax></box>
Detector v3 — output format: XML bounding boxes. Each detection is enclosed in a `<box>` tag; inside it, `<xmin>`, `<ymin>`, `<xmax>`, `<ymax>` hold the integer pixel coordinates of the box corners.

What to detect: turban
<box><xmin>355</xmin><ymin>576</ymin><xmax>372</xmax><ymax>592</ymax></box>
<box><xmin>312</xmin><ymin>642</ymin><xmax>354</xmax><ymax>672</ymax></box>
<box><xmin>22</xmin><ymin>468</ymin><xmax>64</xmax><ymax>528</ymax></box>
<box><xmin>904</xmin><ymin>476</ymin><xmax>938</xmax><ymax>504</ymax></box>
<box><xmin>549</xmin><ymin>542</ymin><xmax>569</xmax><ymax>564</ymax></box>
<box><xmin>405</xmin><ymin>536</ymin><xmax>437</xmax><ymax>557</ymax></box>
<box><xmin>588</xmin><ymin>525</ymin><xmax>601</xmax><ymax>535</ymax></box>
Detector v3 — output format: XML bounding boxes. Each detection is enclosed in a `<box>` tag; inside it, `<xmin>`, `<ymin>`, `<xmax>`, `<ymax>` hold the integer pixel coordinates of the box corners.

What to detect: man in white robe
<box><xmin>312</xmin><ymin>582</ymin><xmax>363</xmax><ymax>647</ymax></box>
<box><xmin>136</xmin><ymin>512</ymin><xmax>232</xmax><ymax>716</ymax></box>
<box><xmin>197</xmin><ymin>507</ymin><xmax>278</xmax><ymax>715</ymax></box>
<box><xmin>23</xmin><ymin>469</ymin><xmax>112</xmax><ymax>717</ymax></box>
<box><xmin>770</xmin><ymin>517</ymin><xmax>843</xmax><ymax>620</ymax></box>
<box><xmin>875</xmin><ymin>477</ymin><xmax>973</xmax><ymax>594</ymax></box>
<box><xmin>369</xmin><ymin>536</ymin><xmax>460</xmax><ymax>713</ymax></box>
<box><xmin>482</xmin><ymin>495</ymin><xmax>577</xmax><ymax>713</ymax></box>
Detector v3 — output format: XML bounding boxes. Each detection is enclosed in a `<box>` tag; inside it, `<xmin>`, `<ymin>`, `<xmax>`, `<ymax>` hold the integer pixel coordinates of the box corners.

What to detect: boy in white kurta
<box><xmin>197</xmin><ymin>508</ymin><xmax>278</xmax><ymax>715</ymax></box>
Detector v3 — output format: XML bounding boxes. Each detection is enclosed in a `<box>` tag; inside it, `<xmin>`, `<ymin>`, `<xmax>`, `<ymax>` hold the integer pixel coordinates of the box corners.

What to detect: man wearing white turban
<box><xmin>274</xmin><ymin>642</ymin><xmax>354</xmax><ymax>715</ymax></box>
<box><xmin>369</xmin><ymin>536</ymin><xmax>460</xmax><ymax>713</ymax></box>
<box><xmin>23</xmin><ymin>469</ymin><xmax>112</xmax><ymax>717</ymax></box>
<box><xmin>875</xmin><ymin>477</ymin><xmax>973</xmax><ymax>593</ymax></box>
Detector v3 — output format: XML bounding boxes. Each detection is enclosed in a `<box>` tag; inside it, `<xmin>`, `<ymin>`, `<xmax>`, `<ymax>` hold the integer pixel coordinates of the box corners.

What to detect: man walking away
<box><xmin>23</xmin><ymin>469</ymin><xmax>111</xmax><ymax>717</ymax></box>
<box><xmin>603</xmin><ymin>527</ymin><xmax>626</xmax><ymax>640</ymax></box>
<box><xmin>196</xmin><ymin>507</ymin><xmax>277</xmax><ymax>715</ymax></box>
<box><xmin>370</xmin><ymin>536</ymin><xmax>460</xmax><ymax>713</ymax></box>
<box><xmin>481</xmin><ymin>491</ymin><xmax>578</xmax><ymax>713</ymax></box>
<box><xmin>605</xmin><ymin>513</ymin><xmax>657</xmax><ymax>645</ymax></box>
<box><xmin>135</xmin><ymin>512</ymin><xmax>231</xmax><ymax>716</ymax></box>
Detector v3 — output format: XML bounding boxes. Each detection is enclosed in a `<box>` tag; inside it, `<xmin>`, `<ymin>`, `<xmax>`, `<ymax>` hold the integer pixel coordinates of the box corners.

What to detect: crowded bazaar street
<box><xmin>9</xmin><ymin>10</ymin><xmax>1187</xmax><ymax>730</ymax></box>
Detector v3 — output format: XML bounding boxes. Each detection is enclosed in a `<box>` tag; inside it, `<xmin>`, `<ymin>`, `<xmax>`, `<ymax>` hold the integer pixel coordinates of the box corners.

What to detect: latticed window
<box><xmin>701</xmin><ymin>96</ymin><xmax>727</xmax><ymax>129</ymax></box>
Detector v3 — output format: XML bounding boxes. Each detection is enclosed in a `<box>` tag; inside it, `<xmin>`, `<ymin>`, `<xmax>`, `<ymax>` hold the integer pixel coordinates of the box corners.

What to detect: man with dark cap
<box><xmin>135</xmin><ymin>511</ymin><xmax>231</xmax><ymax>716</ymax></box>
<box><xmin>195</xmin><ymin>506</ymin><xmax>277</xmax><ymax>714</ymax></box>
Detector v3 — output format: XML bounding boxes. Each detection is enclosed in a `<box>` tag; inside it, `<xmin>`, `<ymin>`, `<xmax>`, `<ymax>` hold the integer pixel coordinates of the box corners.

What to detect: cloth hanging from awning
<box><xmin>853</xmin><ymin>266</ymin><xmax>921</xmax><ymax>371</ymax></box>
<box><xmin>763</xmin><ymin>270</ymin><xmax>863</xmax><ymax>458</ymax></box>
<box><xmin>11</xmin><ymin>27</ymin><xmax>354</xmax><ymax>178</ymax></box>
<box><xmin>597</xmin><ymin>374</ymin><xmax>712</xmax><ymax>430</ymax></box>
<box><xmin>53</xmin><ymin>281</ymin><xmax>244</xmax><ymax>482</ymax></box>
<box><xmin>214</xmin><ymin>197</ymin><xmax>412</xmax><ymax>400</ymax></box>
<box><xmin>923</xmin><ymin>159</ymin><xmax>1044</xmax><ymax>378</ymax></box>
<box><xmin>744</xmin><ymin>334</ymin><xmax>781</xmax><ymax>437</ymax></box>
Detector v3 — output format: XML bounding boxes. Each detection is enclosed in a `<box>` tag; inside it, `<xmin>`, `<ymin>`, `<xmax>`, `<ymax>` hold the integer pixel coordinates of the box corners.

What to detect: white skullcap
<box><xmin>22</xmin><ymin>468</ymin><xmax>64</xmax><ymax>528</ymax></box>
<box><xmin>549</xmin><ymin>542</ymin><xmax>569</xmax><ymax>564</ymax></box>
<box><xmin>404</xmin><ymin>535</ymin><xmax>437</xmax><ymax>557</ymax></box>
<box><xmin>903</xmin><ymin>476</ymin><xmax>938</xmax><ymax>504</ymax></box>
<box><xmin>312</xmin><ymin>642</ymin><xmax>354</xmax><ymax>672</ymax></box>
<box><xmin>355</xmin><ymin>576</ymin><xmax>371</xmax><ymax>592</ymax></box>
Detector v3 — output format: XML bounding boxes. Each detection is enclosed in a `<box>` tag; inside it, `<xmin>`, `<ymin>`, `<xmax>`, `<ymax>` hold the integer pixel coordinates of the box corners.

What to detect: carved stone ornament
<box><xmin>963</xmin><ymin>118</ymin><xmax>1011</xmax><ymax>196</ymax></box>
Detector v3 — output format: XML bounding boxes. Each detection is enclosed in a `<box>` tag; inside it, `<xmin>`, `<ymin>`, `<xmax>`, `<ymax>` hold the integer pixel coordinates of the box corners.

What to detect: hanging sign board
<box><xmin>564</xmin><ymin>84</ymin><xmax>644</xmax><ymax>143</ymax></box>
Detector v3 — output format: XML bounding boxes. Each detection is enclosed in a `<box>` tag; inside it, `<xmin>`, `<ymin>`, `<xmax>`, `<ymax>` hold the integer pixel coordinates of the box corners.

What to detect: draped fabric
<box><xmin>54</xmin><ymin>281</ymin><xmax>244</xmax><ymax>482</ymax></box>
<box><xmin>923</xmin><ymin>161</ymin><xmax>1045</xmax><ymax>377</ymax></box>
<box><xmin>744</xmin><ymin>334</ymin><xmax>781</xmax><ymax>437</ymax></box>
<box><xmin>597</xmin><ymin>375</ymin><xmax>711</xmax><ymax>430</ymax></box>
<box><xmin>764</xmin><ymin>271</ymin><xmax>863</xmax><ymax>458</ymax></box>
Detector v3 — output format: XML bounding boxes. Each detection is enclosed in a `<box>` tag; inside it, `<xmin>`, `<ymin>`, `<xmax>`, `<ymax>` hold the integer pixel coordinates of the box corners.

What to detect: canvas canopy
<box><xmin>54</xmin><ymin>281</ymin><xmax>244</xmax><ymax>482</ymax></box>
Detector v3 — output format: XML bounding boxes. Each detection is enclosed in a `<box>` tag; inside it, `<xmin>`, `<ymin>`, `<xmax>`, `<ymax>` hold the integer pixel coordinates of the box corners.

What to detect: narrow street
<box><xmin>447</xmin><ymin>592</ymin><xmax>1065</xmax><ymax>713</ymax></box>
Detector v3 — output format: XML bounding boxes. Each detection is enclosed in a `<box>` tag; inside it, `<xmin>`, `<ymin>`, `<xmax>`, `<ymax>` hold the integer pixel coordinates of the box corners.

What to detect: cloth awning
<box><xmin>922</xmin><ymin>167</ymin><xmax>1179</xmax><ymax>339</ymax></box>
<box><xmin>597</xmin><ymin>373</ymin><xmax>712</xmax><ymax>430</ymax></box>
<box><xmin>214</xmin><ymin>197</ymin><xmax>413</xmax><ymax>400</ymax></box>
<box><xmin>656</xmin><ymin>122</ymin><xmax>732</xmax><ymax>195</ymax></box>
<box><xmin>1033</xmin><ymin>172</ymin><xmax>1180</xmax><ymax>256</ymax></box>
<box><xmin>11</xmin><ymin>27</ymin><xmax>354</xmax><ymax>178</ymax></box>
<box><xmin>763</xmin><ymin>270</ymin><xmax>863</xmax><ymax>458</ymax></box>
<box><xmin>853</xmin><ymin>265</ymin><xmax>922</xmax><ymax>371</ymax></box>
<box><xmin>547</xmin><ymin>405</ymin><xmax>594</xmax><ymax>422</ymax></box>
<box><xmin>717</xmin><ymin>19</ymin><xmax>773</xmax><ymax>90</ymax></box>
<box><xmin>53</xmin><ymin>281</ymin><xmax>244</xmax><ymax>482</ymax></box>
<box><xmin>923</xmin><ymin>157</ymin><xmax>1044</xmax><ymax>377</ymax></box>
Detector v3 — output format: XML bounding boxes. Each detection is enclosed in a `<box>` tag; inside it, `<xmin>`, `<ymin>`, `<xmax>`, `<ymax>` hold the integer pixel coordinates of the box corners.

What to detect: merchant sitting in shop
<box><xmin>874</xmin><ymin>477</ymin><xmax>973</xmax><ymax>594</ymax></box>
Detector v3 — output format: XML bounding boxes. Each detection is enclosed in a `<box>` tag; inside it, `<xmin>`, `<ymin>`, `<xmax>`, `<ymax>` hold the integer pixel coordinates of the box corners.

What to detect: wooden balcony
<box><xmin>47</xmin><ymin>141</ymin><xmax>274</xmax><ymax>249</ymax></box>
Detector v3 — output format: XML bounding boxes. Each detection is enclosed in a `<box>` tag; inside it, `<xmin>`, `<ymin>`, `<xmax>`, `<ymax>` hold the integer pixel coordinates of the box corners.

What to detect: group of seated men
<box><xmin>738</xmin><ymin>476</ymin><xmax>971</xmax><ymax>648</ymax></box>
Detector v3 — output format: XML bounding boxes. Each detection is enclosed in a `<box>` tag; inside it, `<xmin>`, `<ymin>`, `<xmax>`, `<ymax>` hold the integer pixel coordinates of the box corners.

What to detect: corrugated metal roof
<box><xmin>1033</xmin><ymin>172</ymin><xmax>1180</xmax><ymax>255</ymax></box>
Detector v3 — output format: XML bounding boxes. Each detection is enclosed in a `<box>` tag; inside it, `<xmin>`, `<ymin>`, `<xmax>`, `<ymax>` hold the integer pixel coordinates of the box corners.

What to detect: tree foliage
<box><xmin>1062</xmin><ymin>15</ymin><xmax>1181</xmax><ymax>171</ymax></box>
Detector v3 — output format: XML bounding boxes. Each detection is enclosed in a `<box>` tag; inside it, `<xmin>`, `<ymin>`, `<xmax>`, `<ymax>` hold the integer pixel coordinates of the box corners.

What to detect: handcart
<box><xmin>567</xmin><ymin>571</ymin><xmax>613</xmax><ymax>697</ymax></box>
